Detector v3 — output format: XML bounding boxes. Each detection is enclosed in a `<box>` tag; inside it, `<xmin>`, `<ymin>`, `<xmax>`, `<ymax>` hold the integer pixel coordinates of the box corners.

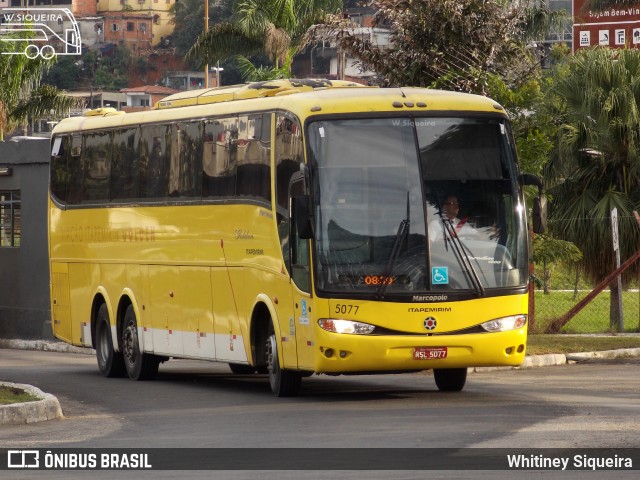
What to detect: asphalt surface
<box><xmin>1</xmin><ymin>338</ymin><xmax>640</xmax><ymax>426</ymax></box>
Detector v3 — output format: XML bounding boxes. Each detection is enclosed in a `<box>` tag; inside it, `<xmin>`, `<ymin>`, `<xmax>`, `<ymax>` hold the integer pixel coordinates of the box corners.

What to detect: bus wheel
<box><xmin>122</xmin><ymin>305</ymin><xmax>159</xmax><ymax>381</ymax></box>
<box><xmin>265</xmin><ymin>326</ymin><xmax>301</xmax><ymax>397</ymax></box>
<box><xmin>95</xmin><ymin>304</ymin><xmax>125</xmax><ymax>378</ymax></box>
<box><xmin>229</xmin><ymin>363</ymin><xmax>256</xmax><ymax>374</ymax></box>
<box><xmin>433</xmin><ymin>368</ymin><xmax>467</xmax><ymax>392</ymax></box>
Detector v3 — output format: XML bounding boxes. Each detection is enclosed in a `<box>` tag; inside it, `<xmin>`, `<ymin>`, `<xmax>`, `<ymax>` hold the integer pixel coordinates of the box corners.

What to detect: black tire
<box><xmin>95</xmin><ymin>304</ymin><xmax>126</xmax><ymax>378</ymax></box>
<box><xmin>229</xmin><ymin>363</ymin><xmax>257</xmax><ymax>374</ymax></box>
<box><xmin>122</xmin><ymin>305</ymin><xmax>159</xmax><ymax>381</ymax></box>
<box><xmin>266</xmin><ymin>327</ymin><xmax>301</xmax><ymax>397</ymax></box>
<box><xmin>434</xmin><ymin>368</ymin><xmax>467</xmax><ymax>392</ymax></box>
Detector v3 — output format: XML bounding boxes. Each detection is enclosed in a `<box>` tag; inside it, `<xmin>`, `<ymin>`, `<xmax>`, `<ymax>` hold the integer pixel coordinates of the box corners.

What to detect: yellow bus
<box><xmin>49</xmin><ymin>79</ymin><xmax>544</xmax><ymax>396</ymax></box>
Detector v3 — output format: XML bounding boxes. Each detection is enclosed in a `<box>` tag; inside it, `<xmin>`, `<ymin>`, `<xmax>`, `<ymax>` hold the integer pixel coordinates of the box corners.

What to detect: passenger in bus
<box><xmin>428</xmin><ymin>195</ymin><xmax>477</xmax><ymax>242</ymax></box>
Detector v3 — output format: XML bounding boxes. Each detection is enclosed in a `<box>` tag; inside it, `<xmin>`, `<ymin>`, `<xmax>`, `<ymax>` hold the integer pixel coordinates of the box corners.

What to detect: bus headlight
<box><xmin>318</xmin><ymin>319</ymin><xmax>376</xmax><ymax>335</ymax></box>
<box><xmin>481</xmin><ymin>315</ymin><xmax>527</xmax><ymax>332</ymax></box>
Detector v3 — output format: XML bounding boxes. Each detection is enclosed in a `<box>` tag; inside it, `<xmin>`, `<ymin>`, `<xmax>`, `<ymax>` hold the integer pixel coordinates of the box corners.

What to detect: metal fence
<box><xmin>531</xmin><ymin>288</ymin><xmax>640</xmax><ymax>333</ymax></box>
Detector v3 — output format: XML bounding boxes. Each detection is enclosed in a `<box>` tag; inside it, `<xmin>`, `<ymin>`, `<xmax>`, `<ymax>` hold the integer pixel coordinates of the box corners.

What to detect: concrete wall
<box><xmin>0</xmin><ymin>139</ymin><xmax>53</xmax><ymax>340</ymax></box>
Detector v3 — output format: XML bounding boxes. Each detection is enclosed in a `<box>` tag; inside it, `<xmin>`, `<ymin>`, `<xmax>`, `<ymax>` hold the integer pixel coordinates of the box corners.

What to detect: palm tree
<box><xmin>0</xmin><ymin>39</ymin><xmax>80</xmax><ymax>140</ymax></box>
<box><xmin>187</xmin><ymin>0</ymin><xmax>342</xmax><ymax>79</ymax></box>
<box><xmin>170</xmin><ymin>0</ymin><xmax>234</xmax><ymax>60</ymax></box>
<box><xmin>545</xmin><ymin>47</ymin><xmax>640</xmax><ymax>330</ymax></box>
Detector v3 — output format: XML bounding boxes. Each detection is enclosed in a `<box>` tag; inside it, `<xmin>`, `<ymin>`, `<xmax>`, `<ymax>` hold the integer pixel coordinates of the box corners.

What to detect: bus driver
<box><xmin>428</xmin><ymin>195</ymin><xmax>477</xmax><ymax>242</ymax></box>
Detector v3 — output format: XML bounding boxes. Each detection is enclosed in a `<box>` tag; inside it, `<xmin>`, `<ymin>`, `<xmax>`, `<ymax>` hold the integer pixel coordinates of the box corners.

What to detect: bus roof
<box><xmin>52</xmin><ymin>79</ymin><xmax>506</xmax><ymax>135</ymax></box>
<box><xmin>154</xmin><ymin>78</ymin><xmax>365</xmax><ymax>109</ymax></box>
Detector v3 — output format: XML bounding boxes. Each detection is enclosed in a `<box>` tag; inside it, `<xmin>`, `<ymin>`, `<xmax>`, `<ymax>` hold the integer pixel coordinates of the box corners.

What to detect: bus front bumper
<box><xmin>312</xmin><ymin>327</ymin><xmax>527</xmax><ymax>374</ymax></box>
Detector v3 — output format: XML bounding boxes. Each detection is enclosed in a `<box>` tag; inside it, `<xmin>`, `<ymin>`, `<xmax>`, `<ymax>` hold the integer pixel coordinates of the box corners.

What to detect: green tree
<box><xmin>0</xmin><ymin>40</ymin><xmax>79</xmax><ymax>140</ymax></box>
<box><xmin>92</xmin><ymin>45</ymin><xmax>135</xmax><ymax>90</ymax></box>
<box><xmin>187</xmin><ymin>0</ymin><xmax>342</xmax><ymax>80</ymax></box>
<box><xmin>170</xmin><ymin>0</ymin><xmax>234</xmax><ymax>60</ymax></box>
<box><xmin>485</xmin><ymin>72</ymin><xmax>554</xmax><ymax>177</ymax></box>
<box><xmin>169</xmin><ymin>0</ymin><xmax>244</xmax><ymax>84</ymax></box>
<box><xmin>307</xmin><ymin>0</ymin><xmax>562</xmax><ymax>95</ymax></box>
<box><xmin>41</xmin><ymin>55</ymin><xmax>84</xmax><ymax>90</ymax></box>
<box><xmin>544</xmin><ymin>47</ymin><xmax>640</xmax><ymax>329</ymax></box>
<box><xmin>533</xmin><ymin>235</ymin><xmax>583</xmax><ymax>294</ymax></box>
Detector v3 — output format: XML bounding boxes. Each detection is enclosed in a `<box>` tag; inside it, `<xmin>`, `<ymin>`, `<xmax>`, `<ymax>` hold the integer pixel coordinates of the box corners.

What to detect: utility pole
<box><xmin>611</xmin><ymin>208</ymin><xmax>623</xmax><ymax>331</ymax></box>
<box><xmin>204</xmin><ymin>0</ymin><xmax>209</xmax><ymax>88</ymax></box>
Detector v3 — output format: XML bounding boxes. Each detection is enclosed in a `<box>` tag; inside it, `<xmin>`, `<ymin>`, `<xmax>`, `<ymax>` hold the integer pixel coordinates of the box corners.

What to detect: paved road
<box><xmin>1</xmin><ymin>349</ymin><xmax>639</xmax><ymax>479</ymax></box>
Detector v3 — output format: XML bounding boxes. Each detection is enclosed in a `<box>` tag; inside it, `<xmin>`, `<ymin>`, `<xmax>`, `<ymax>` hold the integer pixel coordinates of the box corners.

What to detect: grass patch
<box><xmin>533</xmin><ymin>290</ymin><xmax>640</xmax><ymax>333</ymax></box>
<box><xmin>526</xmin><ymin>334</ymin><xmax>640</xmax><ymax>355</ymax></box>
<box><xmin>0</xmin><ymin>385</ymin><xmax>39</xmax><ymax>405</ymax></box>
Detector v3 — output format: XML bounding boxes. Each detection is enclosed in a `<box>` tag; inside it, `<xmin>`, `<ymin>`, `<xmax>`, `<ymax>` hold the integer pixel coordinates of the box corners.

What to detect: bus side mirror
<box><xmin>532</xmin><ymin>195</ymin><xmax>547</xmax><ymax>234</ymax></box>
<box><xmin>292</xmin><ymin>195</ymin><xmax>314</xmax><ymax>240</ymax></box>
<box><xmin>519</xmin><ymin>173</ymin><xmax>543</xmax><ymax>191</ymax></box>
<box><xmin>519</xmin><ymin>174</ymin><xmax>546</xmax><ymax>234</ymax></box>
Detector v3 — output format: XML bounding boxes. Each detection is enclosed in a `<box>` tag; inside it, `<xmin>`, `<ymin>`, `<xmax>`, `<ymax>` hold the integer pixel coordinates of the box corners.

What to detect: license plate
<box><xmin>413</xmin><ymin>347</ymin><xmax>448</xmax><ymax>360</ymax></box>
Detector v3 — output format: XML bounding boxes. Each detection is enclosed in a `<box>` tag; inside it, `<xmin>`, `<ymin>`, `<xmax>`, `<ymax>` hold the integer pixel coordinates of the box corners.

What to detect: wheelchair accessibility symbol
<box><xmin>431</xmin><ymin>267</ymin><xmax>449</xmax><ymax>285</ymax></box>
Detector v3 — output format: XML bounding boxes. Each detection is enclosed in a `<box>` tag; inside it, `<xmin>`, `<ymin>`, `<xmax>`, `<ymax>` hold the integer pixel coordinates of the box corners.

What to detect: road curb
<box><xmin>473</xmin><ymin>347</ymin><xmax>640</xmax><ymax>372</ymax></box>
<box><xmin>0</xmin><ymin>339</ymin><xmax>94</xmax><ymax>355</ymax></box>
<box><xmin>471</xmin><ymin>353</ymin><xmax>566</xmax><ymax>372</ymax></box>
<box><xmin>565</xmin><ymin>347</ymin><xmax>640</xmax><ymax>362</ymax></box>
<box><xmin>0</xmin><ymin>381</ymin><xmax>63</xmax><ymax>425</ymax></box>
<box><xmin>0</xmin><ymin>340</ymin><xmax>88</xmax><ymax>426</ymax></box>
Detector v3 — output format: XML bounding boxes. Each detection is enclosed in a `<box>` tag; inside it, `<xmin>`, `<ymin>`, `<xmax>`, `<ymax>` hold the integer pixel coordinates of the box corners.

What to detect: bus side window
<box><xmin>171</xmin><ymin>122</ymin><xmax>203</xmax><ymax>197</ymax></box>
<box><xmin>50</xmin><ymin>135</ymin><xmax>69</xmax><ymax>203</ymax></box>
<box><xmin>290</xmin><ymin>176</ymin><xmax>311</xmax><ymax>293</ymax></box>
<box><xmin>140</xmin><ymin>125</ymin><xmax>170</xmax><ymax>198</ymax></box>
<box><xmin>203</xmin><ymin>117</ymin><xmax>237</xmax><ymax>198</ymax></box>
<box><xmin>237</xmin><ymin>113</ymin><xmax>271</xmax><ymax>204</ymax></box>
<box><xmin>67</xmin><ymin>135</ymin><xmax>83</xmax><ymax>204</ymax></box>
<box><xmin>83</xmin><ymin>131</ymin><xmax>111</xmax><ymax>202</ymax></box>
<box><xmin>111</xmin><ymin>128</ymin><xmax>139</xmax><ymax>200</ymax></box>
<box><xmin>275</xmin><ymin>113</ymin><xmax>304</xmax><ymax>275</ymax></box>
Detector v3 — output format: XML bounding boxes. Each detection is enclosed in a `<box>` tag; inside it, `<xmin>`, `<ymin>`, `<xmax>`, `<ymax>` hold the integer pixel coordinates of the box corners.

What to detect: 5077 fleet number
<box><xmin>334</xmin><ymin>304</ymin><xmax>359</xmax><ymax>315</ymax></box>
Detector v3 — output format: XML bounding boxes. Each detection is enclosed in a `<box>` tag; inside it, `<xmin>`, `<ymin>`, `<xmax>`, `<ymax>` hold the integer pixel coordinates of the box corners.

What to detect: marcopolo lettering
<box><xmin>412</xmin><ymin>295</ymin><xmax>448</xmax><ymax>302</ymax></box>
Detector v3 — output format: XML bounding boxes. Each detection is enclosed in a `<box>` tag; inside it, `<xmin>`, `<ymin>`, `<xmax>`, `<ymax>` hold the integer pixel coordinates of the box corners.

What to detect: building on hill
<box><xmin>102</xmin><ymin>10</ymin><xmax>153</xmax><ymax>52</ymax></box>
<box><xmin>120</xmin><ymin>84</ymin><xmax>178</xmax><ymax>110</ymax></box>
<box><xmin>163</xmin><ymin>70</ymin><xmax>219</xmax><ymax>91</ymax></box>
<box><xmin>97</xmin><ymin>0</ymin><xmax>175</xmax><ymax>48</ymax></box>
<box><xmin>63</xmin><ymin>90</ymin><xmax>128</xmax><ymax>113</ymax></box>
<box><xmin>0</xmin><ymin>0</ymin><xmax>178</xmax><ymax>51</ymax></box>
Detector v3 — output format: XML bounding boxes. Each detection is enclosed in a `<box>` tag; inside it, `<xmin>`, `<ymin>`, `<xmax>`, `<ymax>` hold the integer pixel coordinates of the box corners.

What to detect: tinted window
<box><xmin>274</xmin><ymin>114</ymin><xmax>303</xmax><ymax>272</ymax></box>
<box><xmin>83</xmin><ymin>131</ymin><xmax>111</xmax><ymax>202</ymax></box>
<box><xmin>50</xmin><ymin>135</ymin><xmax>69</xmax><ymax>202</ymax></box>
<box><xmin>203</xmin><ymin>117</ymin><xmax>237</xmax><ymax>198</ymax></box>
<box><xmin>67</xmin><ymin>135</ymin><xmax>83</xmax><ymax>204</ymax></box>
<box><xmin>111</xmin><ymin>128</ymin><xmax>139</xmax><ymax>200</ymax></box>
<box><xmin>236</xmin><ymin>113</ymin><xmax>271</xmax><ymax>204</ymax></box>
<box><xmin>140</xmin><ymin>124</ymin><xmax>171</xmax><ymax>199</ymax></box>
<box><xmin>275</xmin><ymin>115</ymin><xmax>303</xmax><ymax>216</ymax></box>
<box><xmin>170</xmin><ymin>122</ymin><xmax>203</xmax><ymax>197</ymax></box>
<box><xmin>52</xmin><ymin>114</ymin><xmax>275</xmax><ymax>207</ymax></box>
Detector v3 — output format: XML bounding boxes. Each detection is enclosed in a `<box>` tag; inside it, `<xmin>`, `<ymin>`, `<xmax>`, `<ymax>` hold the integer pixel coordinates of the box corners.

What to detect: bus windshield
<box><xmin>307</xmin><ymin>116</ymin><xmax>528</xmax><ymax>298</ymax></box>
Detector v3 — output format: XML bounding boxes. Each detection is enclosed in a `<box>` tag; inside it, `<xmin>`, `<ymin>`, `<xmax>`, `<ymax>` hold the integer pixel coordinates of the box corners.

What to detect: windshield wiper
<box><xmin>440</xmin><ymin>217</ymin><xmax>485</xmax><ymax>297</ymax></box>
<box><xmin>376</xmin><ymin>193</ymin><xmax>410</xmax><ymax>299</ymax></box>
